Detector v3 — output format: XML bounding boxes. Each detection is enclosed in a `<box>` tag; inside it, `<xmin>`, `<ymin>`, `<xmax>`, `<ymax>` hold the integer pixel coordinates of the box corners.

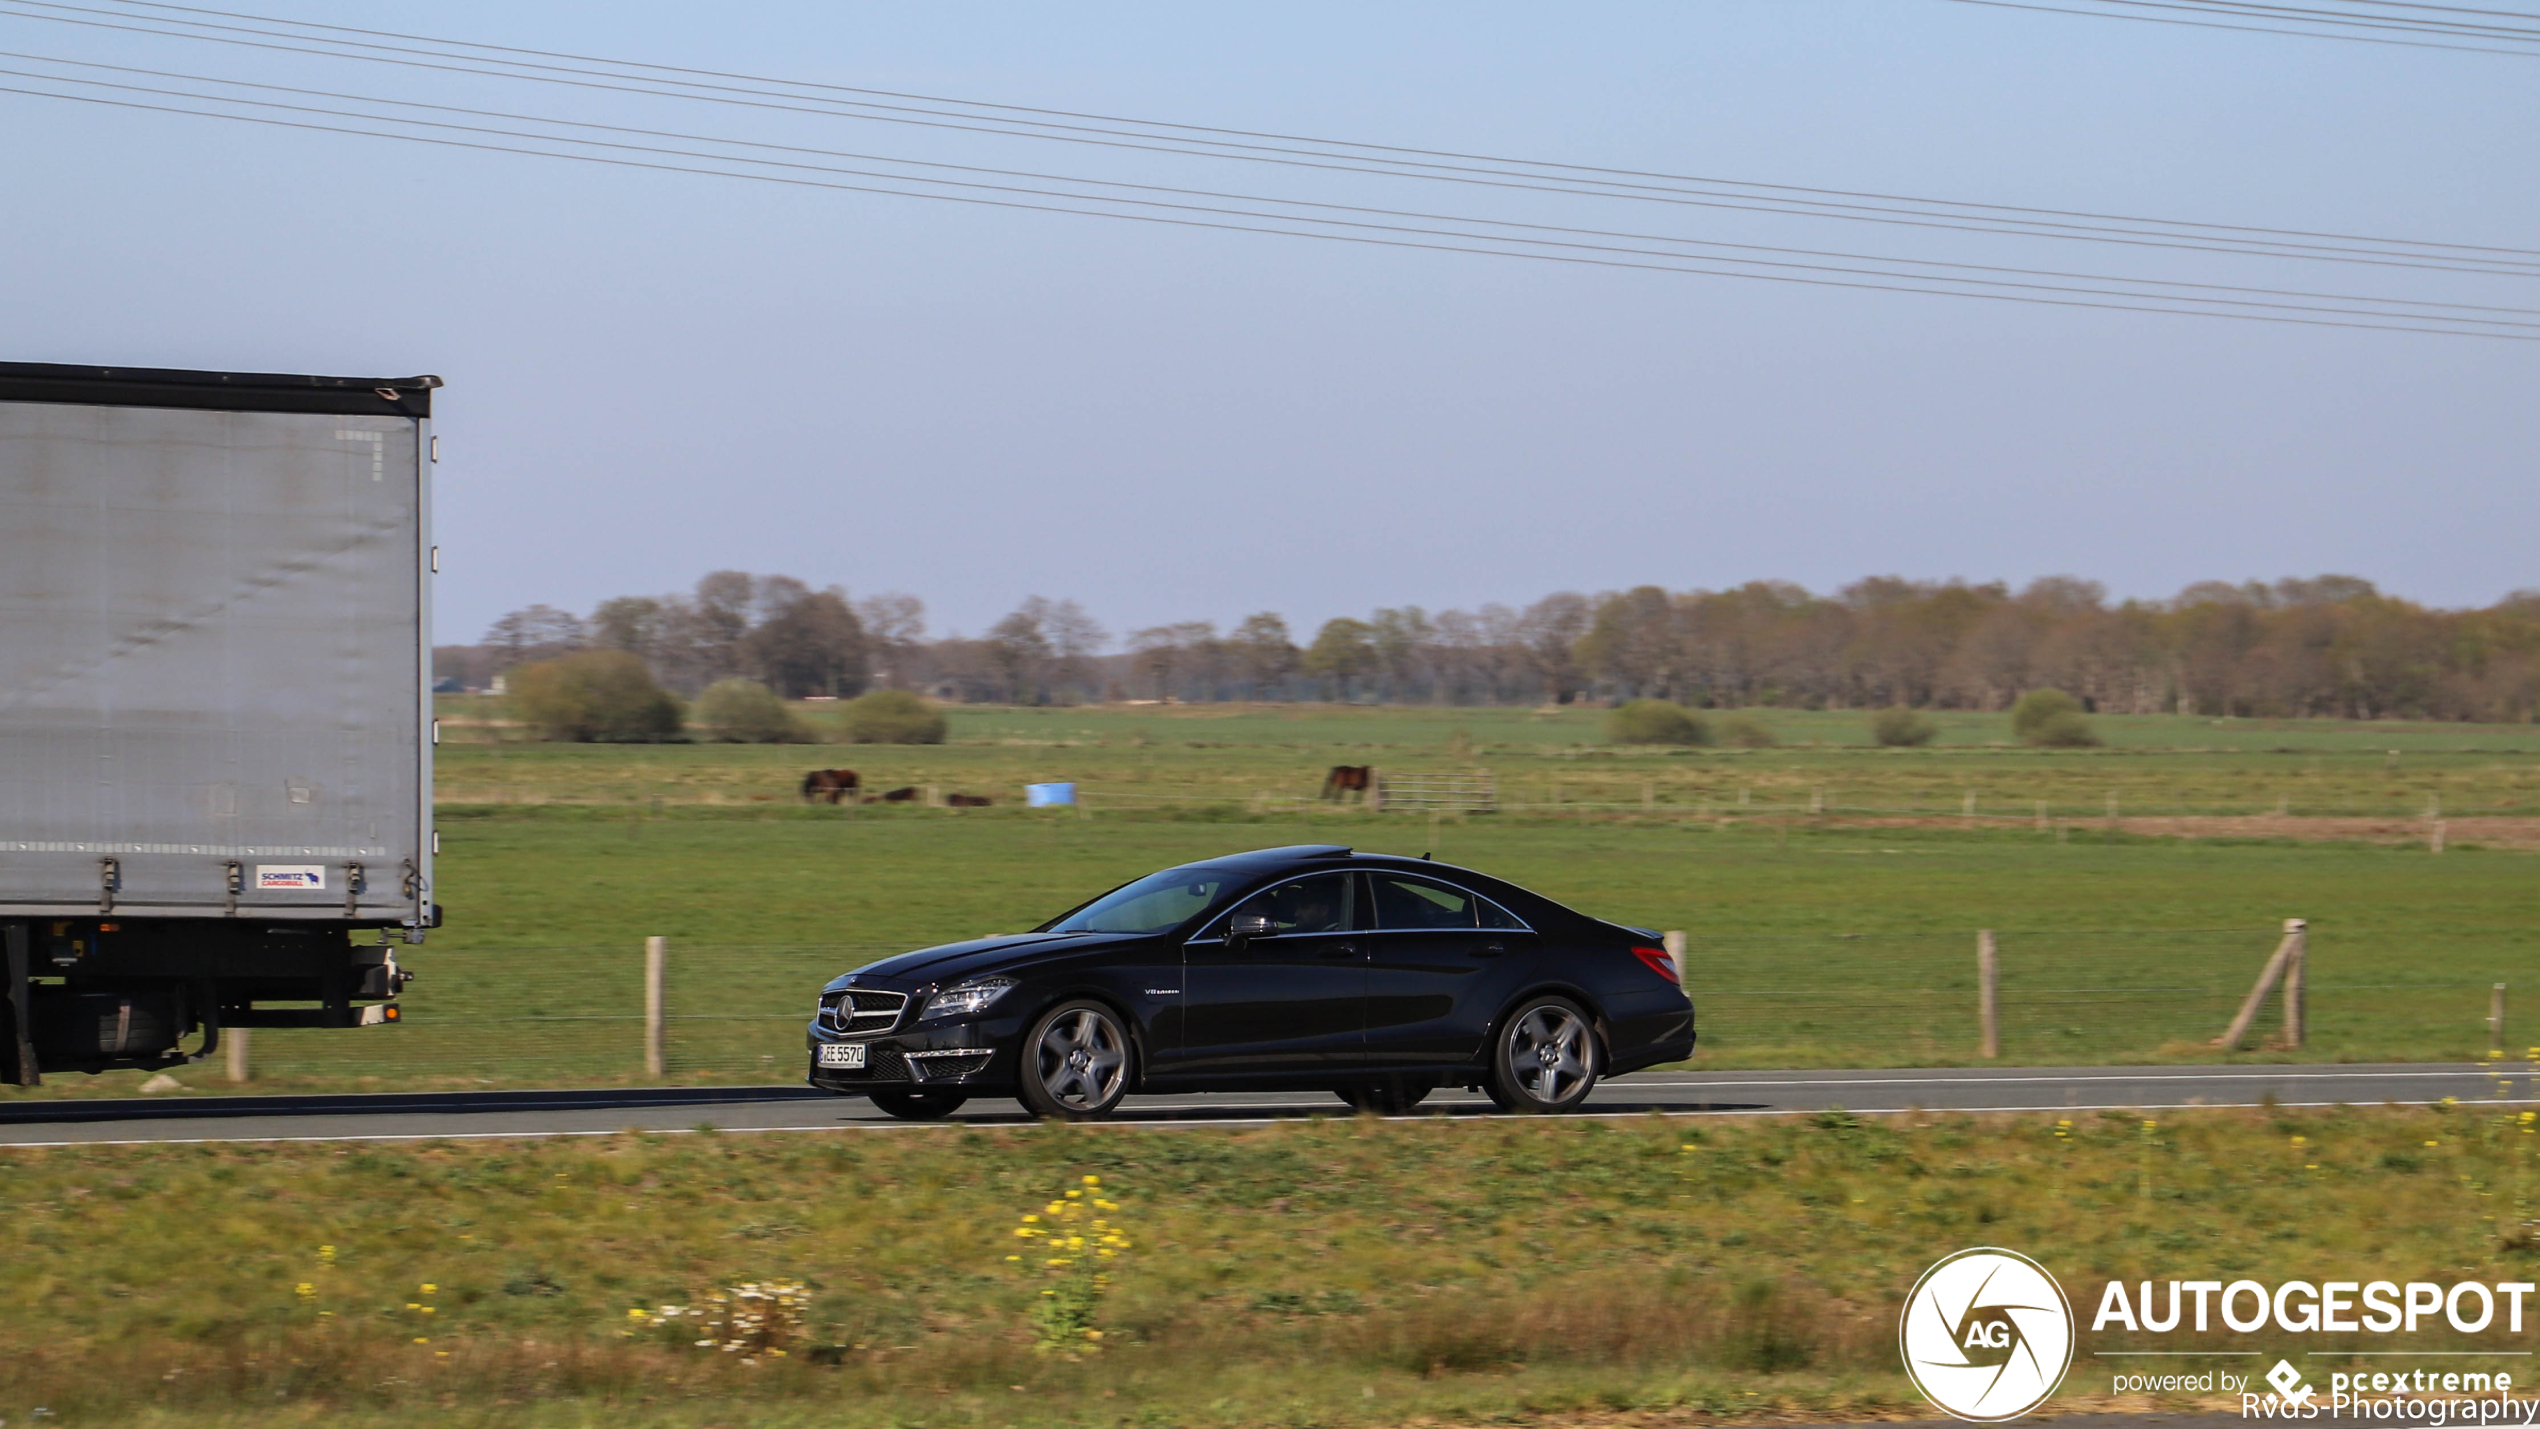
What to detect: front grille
<box><xmin>817</xmin><ymin>989</ymin><xmax>908</xmax><ymax>1036</ymax></box>
<box><xmin>813</xmin><ymin>1046</ymin><xmax>909</xmax><ymax>1083</ymax></box>
<box><xmin>908</xmin><ymin>1051</ymin><xmax>992</xmax><ymax>1083</ymax></box>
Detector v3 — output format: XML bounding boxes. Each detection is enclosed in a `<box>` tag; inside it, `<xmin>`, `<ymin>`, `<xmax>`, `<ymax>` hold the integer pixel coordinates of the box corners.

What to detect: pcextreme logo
<box><xmin>1901</xmin><ymin>1248</ymin><xmax>2078</xmax><ymax>1422</ymax></box>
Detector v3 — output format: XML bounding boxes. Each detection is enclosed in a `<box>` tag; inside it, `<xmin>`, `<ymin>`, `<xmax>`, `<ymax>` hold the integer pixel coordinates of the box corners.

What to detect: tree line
<box><xmin>435</xmin><ymin>572</ymin><xmax>2540</xmax><ymax>721</ymax></box>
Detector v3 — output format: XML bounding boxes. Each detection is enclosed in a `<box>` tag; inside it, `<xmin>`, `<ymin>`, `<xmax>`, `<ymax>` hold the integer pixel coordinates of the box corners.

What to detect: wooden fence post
<box><xmin>1978</xmin><ymin>929</ymin><xmax>1999</xmax><ymax>1060</ymax></box>
<box><xmin>2280</xmin><ymin>919</ymin><xmax>2306</xmax><ymax>1049</ymax></box>
<box><xmin>2216</xmin><ymin>919</ymin><xmax>2303</xmax><ymax>1050</ymax></box>
<box><xmin>1663</xmin><ymin>930</ymin><xmax>1688</xmax><ymax>992</ymax></box>
<box><xmin>644</xmin><ymin>935</ymin><xmax>667</xmax><ymax>1078</ymax></box>
<box><xmin>2492</xmin><ymin>983</ymin><xmax>2507</xmax><ymax>1055</ymax></box>
<box><xmin>225</xmin><ymin>1026</ymin><xmax>250</xmax><ymax>1084</ymax></box>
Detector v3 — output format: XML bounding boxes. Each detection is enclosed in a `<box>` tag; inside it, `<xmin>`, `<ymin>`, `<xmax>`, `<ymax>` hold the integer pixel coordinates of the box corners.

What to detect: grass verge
<box><xmin>3</xmin><ymin>1101</ymin><xmax>2535</xmax><ymax>1426</ymax></box>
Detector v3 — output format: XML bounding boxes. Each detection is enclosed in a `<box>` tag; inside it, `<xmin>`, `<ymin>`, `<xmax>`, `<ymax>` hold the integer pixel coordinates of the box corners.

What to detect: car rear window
<box><xmin>1372</xmin><ymin>875</ymin><xmax>1478</xmax><ymax>929</ymax></box>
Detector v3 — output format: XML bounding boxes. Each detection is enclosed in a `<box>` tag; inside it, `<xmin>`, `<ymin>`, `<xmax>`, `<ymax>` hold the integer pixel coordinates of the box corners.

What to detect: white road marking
<box><xmin>2</xmin><ymin>1089</ymin><xmax>2529</xmax><ymax>1149</ymax></box>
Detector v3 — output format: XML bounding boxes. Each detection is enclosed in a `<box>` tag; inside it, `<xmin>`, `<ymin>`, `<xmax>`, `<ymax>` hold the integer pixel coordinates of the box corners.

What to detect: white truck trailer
<box><xmin>0</xmin><ymin>361</ymin><xmax>440</xmax><ymax>1083</ymax></box>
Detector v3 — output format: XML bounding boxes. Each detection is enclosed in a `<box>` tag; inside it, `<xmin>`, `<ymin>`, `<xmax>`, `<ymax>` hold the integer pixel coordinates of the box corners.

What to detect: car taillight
<box><xmin>1630</xmin><ymin>945</ymin><xmax>1678</xmax><ymax>984</ymax></box>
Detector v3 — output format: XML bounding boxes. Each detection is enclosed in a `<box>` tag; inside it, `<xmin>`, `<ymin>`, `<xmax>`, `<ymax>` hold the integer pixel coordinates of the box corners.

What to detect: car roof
<box><xmin>1198</xmin><ymin>845</ymin><xmax>1529</xmax><ymax>890</ymax></box>
<box><xmin>1141</xmin><ymin>847</ymin><xmax>1599</xmax><ymax>934</ymax></box>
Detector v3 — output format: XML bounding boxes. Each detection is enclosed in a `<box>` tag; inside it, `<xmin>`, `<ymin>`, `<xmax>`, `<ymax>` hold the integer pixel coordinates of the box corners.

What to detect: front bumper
<box><xmin>804</xmin><ymin>1012</ymin><xmax>1024</xmax><ymax>1094</ymax></box>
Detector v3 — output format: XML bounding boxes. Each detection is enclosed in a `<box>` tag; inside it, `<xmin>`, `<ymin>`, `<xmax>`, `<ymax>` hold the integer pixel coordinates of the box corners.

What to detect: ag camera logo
<box><xmin>1901</xmin><ymin>1248</ymin><xmax>2076</xmax><ymax>1421</ymax></box>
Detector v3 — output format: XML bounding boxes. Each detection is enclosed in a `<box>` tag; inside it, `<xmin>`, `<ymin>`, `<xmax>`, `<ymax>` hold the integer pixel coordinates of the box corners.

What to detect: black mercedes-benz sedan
<box><xmin>805</xmin><ymin>845</ymin><xmax>1694</xmax><ymax>1120</ymax></box>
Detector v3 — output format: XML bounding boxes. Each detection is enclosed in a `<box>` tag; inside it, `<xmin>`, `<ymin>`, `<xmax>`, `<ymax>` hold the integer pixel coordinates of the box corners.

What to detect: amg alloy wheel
<box><xmin>1018</xmin><ymin>1000</ymin><xmax>1133</xmax><ymax>1121</ymax></box>
<box><xmin>869</xmin><ymin>1089</ymin><xmax>968</xmax><ymax>1121</ymax></box>
<box><xmin>1484</xmin><ymin>996</ymin><xmax>1600</xmax><ymax>1113</ymax></box>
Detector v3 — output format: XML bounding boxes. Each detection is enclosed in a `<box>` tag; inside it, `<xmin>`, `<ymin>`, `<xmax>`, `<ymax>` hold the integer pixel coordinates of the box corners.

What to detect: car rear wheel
<box><xmin>1484</xmin><ymin>996</ymin><xmax>1599</xmax><ymax>1113</ymax></box>
<box><xmin>1336</xmin><ymin>1077</ymin><xmax>1434</xmax><ymax>1115</ymax></box>
<box><xmin>1018</xmin><ymin>1001</ymin><xmax>1133</xmax><ymax>1121</ymax></box>
<box><xmin>869</xmin><ymin>1089</ymin><xmax>968</xmax><ymax>1121</ymax></box>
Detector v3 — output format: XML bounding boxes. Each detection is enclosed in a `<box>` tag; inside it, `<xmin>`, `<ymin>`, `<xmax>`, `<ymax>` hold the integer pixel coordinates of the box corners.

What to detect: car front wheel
<box><xmin>1485</xmin><ymin>996</ymin><xmax>1600</xmax><ymax>1113</ymax></box>
<box><xmin>1018</xmin><ymin>1000</ymin><xmax>1134</xmax><ymax>1121</ymax></box>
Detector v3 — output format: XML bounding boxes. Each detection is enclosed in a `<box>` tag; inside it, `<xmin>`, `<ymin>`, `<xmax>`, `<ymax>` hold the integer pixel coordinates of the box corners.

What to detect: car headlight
<box><xmin>922</xmin><ymin>976</ymin><xmax>1018</xmax><ymax>1019</ymax></box>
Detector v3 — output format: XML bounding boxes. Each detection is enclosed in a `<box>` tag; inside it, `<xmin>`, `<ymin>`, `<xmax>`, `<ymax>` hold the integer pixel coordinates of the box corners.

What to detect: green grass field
<box><xmin>2</xmin><ymin>1102</ymin><xmax>2530</xmax><ymax>1427</ymax></box>
<box><xmin>15</xmin><ymin>704</ymin><xmax>2537</xmax><ymax>1096</ymax></box>
<box><xmin>435</xmin><ymin>697</ymin><xmax>2540</xmax><ymax>822</ymax></box>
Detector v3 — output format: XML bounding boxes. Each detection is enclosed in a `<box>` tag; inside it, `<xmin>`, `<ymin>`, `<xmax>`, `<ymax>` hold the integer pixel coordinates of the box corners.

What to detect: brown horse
<box><xmin>801</xmin><ymin>768</ymin><xmax>860</xmax><ymax>804</ymax></box>
<box><xmin>874</xmin><ymin>786</ymin><xmax>920</xmax><ymax>804</ymax></box>
<box><xmin>1321</xmin><ymin>765</ymin><xmax>1373</xmax><ymax>801</ymax></box>
<box><xmin>945</xmin><ymin>793</ymin><xmax>992</xmax><ymax>808</ymax></box>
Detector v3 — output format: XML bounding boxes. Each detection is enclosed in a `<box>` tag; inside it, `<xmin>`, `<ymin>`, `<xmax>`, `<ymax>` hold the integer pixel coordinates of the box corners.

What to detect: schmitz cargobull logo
<box><xmin>1901</xmin><ymin>1248</ymin><xmax>2076</xmax><ymax>1422</ymax></box>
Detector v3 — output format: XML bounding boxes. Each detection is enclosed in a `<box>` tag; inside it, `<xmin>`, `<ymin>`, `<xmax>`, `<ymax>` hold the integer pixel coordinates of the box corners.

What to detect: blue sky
<box><xmin>6</xmin><ymin>1</ymin><xmax>2533</xmax><ymax>645</ymax></box>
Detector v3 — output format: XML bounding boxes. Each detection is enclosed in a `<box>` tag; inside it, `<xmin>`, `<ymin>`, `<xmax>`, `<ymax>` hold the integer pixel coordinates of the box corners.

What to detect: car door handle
<box><xmin>1320</xmin><ymin>942</ymin><xmax>1359</xmax><ymax>959</ymax></box>
<box><xmin>1476</xmin><ymin>941</ymin><xmax>1507</xmax><ymax>957</ymax></box>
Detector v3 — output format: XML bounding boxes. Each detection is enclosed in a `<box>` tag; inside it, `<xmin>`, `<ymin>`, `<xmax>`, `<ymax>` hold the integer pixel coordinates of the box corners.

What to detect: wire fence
<box><xmin>237</xmin><ymin>944</ymin><xmax>895</xmax><ymax>1087</ymax></box>
<box><xmin>200</xmin><ymin>926</ymin><xmax>2520</xmax><ymax>1091</ymax></box>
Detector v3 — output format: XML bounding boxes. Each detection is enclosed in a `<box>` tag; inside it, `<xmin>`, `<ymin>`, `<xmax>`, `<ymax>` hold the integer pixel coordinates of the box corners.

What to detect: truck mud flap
<box><xmin>2</xmin><ymin>921</ymin><xmax>35</xmax><ymax>1086</ymax></box>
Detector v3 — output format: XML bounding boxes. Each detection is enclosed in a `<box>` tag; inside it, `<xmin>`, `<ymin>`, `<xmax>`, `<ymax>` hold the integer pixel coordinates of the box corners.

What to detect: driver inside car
<box><xmin>1246</xmin><ymin>878</ymin><xmax>1347</xmax><ymax>935</ymax></box>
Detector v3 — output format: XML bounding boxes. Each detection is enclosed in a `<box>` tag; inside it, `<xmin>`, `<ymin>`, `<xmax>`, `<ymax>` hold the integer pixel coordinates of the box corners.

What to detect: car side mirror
<box><xmin>1227</xmin><ymin>914</ymin><xmax>1273</xmax><ymax>944</ymax></box>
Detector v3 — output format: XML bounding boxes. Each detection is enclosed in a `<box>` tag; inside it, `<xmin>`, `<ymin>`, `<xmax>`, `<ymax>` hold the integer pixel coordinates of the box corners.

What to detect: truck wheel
<box><xmin>1484</xmin><ymin>996</ymin><xmax>1600</xmax><ymax>1113</ymax></box>
<box><xmin>869</xmin><ymin>1089</ymin><xmax>967</xmax><ymax>1121</ymax></box>
<box><xmin>1017</xmin><ymin>1000</ymin><xmax>1133</xmax><ymax>1121</ymax></box>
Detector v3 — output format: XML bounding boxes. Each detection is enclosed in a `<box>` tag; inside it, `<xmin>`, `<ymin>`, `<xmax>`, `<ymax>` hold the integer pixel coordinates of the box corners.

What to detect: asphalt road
<box><xmin>0</xmin><ymin>1061</ymin><xmax>2526</xmax><ymax>1147</ymax></box>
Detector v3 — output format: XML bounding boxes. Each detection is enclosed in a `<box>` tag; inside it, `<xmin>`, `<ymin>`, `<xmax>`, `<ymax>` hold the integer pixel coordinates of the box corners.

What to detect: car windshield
<box><xmin>1045</xmin><ymin>867</ymin><xmax>1235</xmax><ymax>934</ymax></box>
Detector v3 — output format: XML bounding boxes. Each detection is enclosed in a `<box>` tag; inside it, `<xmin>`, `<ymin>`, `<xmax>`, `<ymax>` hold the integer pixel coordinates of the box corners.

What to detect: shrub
<box><xmin>840</xmin><ymin>688</ymin><xmax>948</xmax><ymax>745</ymax></box>
<box><xmin>507</xmin><ymin>650</ymin><xmax>682</xmax><ymax>742</ymax></box>
<box><xmin>1719</xmin><ymin>714</ymin><xmax>1778</xmax><ymax>748</ymax></box>
<box><xmin>2008</xmin><ymin>688</ymin><xmax>2080</xmax><ymax>738</ymax></box>
<box><xmin>2009</xmin><ymin>689</ymin><xmax>2098</xmax><ymax>747</ymax></box>
<box><xmin>693</xmin><ymin>679</ymin><xmax>809</xmax><ymax>743</ymax></box>
<box><xmin>1605</xmin><ymin>699</ymin><xmax>1710</xmax><ymax>746</ymax></box>
<box><xmin>1870</xmin><ymin>707</ymin><xmax>1938</xmax><ymax>747</ymax></box>
<box><xmin>2029</xmin><ymin>710</ymin><xmax>2102</xmax><ymax>748</ymax></box>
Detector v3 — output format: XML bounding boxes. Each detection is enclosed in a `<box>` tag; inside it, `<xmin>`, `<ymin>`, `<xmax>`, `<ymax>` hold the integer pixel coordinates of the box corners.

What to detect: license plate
<box><xmin>817</xmin><ymin>1043</ymin><xmax>866</xmax><ymax>1069</ymax></box>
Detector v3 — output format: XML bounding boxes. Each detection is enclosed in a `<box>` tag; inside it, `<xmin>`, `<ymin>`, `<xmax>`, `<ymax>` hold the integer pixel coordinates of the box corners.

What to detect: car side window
<box><xmin>1227</xmin><ymin>873</ymin><xmax>1354</xmax><ymax>936</ymax></box>
<box><xmin>1371</xmin><ymin>875</ymin><xmax>1477</xmax><ymax>930</ymax></box>
<box><xmin>1476</xmin><ymin>895</ymin><xmax>1527</xmax><ymax>931</ymax></box>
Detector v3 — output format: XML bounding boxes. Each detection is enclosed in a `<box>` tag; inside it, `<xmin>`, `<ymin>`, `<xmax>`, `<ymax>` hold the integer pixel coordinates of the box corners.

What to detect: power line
<box><xmin>1940</xmin><ymin>0</ymin><xmax>2540</xmax><ymax>53</ymax></box>
<box><xmin>4</xmin><ymin>80</ymin><xmax>2528</xmax><ymax>341</ymax></box>
<box><xmin>17</xmin><ymin>0</ymin><xmax>2537</xmax><ymax>268</ymax></box>
<box><xmin>2308</xmin><ymin>0</ymin><xmax>2540</xmax><ymax>20</ymax></box>
<box><xmin>14</xmin><ymin>48</ymin><xmax>2534</xmax><ymax>322</ymax></box>
<box><xmin>2123</xmin><ymin>0</ymin><xmax>2540</xmax><ymax>40</ymax></box>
